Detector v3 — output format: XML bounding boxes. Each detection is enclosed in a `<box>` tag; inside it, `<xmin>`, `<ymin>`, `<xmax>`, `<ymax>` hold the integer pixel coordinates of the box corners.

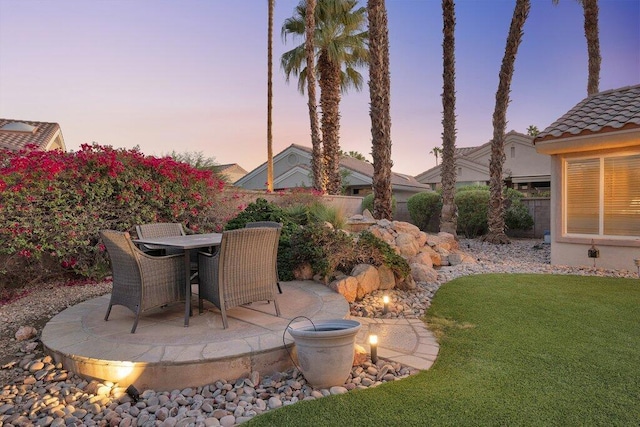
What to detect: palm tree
<box><xmin>552</xmin><ymin>0</ymin><xmax>600</xmax><ymax>95</ymax></box>
<box><xmin>267</xmin><ymin>0</ymin><xmax>275</xmax><ymax>191</ymax></box>
<box><xmin>526</xmin><ymin>125</ymin><xmax>539</xmax><ymax>137</ymax></box>
<box><xmin>440</xmin><ymin>0</ymin><xmax>457</xmax><ymax>237</ymax></box>
<box><xmin>430</xmin><ymin>146</ymin><xmax>442</xmax><ymax>165</ymax></box>
<box><xmin>485</xmin><ymin>0</ymin><xmax>530</xmax><ymax>244</ymax></box>
<box><xmin>368</xmin><ymin>0</ymin><xmax>393</xmax><ymax>220</ymax></box>
<box><xmin>305</xmin><ymin>0</ymin><xmax>325</xmax><ymax>192</ymax></box>
<box><xmin>281</xmin><ymin>0</ymin><xmax>368</xmax><ymax>195</ymax></box>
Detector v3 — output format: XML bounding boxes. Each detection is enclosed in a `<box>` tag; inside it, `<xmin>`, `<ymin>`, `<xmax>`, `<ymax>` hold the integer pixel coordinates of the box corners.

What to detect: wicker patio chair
<box><xmin>135</xmin><ymin>222</ymin><xmax>186</xmax><ymax>255</ymax></box>
<box><xmin>198</xmin><ymin>227</ymin><xmax>281</xmax><ymax>329</ymax></box>
<box><xmin>100</xmin><ymin>230</ymin><xmax>186</xmax><ymax>333</ymax></box>
<box><xmin>245</xmin><ymin>221</ymin><xmax>283</xmax><ymax>294</ymax></box>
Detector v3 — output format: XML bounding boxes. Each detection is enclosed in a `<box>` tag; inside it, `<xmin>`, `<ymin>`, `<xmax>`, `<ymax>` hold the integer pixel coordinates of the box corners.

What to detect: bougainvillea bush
<box><xmin>0</xmin><ymin>144</ymin><xmax>226</xmax><ymax>292</ymax></box>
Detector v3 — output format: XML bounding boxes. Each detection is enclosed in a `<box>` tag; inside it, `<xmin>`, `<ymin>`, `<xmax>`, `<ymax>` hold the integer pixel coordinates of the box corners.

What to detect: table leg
<box><xmin>184</xmin><ymin>248</ymin><xmax>192</xmax><ymax>327</ymax></box>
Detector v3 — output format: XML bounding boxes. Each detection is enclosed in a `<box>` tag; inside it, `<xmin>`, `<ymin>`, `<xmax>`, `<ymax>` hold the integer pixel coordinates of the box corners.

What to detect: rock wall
<box><xmin>328</xmin><ymin>219</ymin><xmax>475</xmax><ymax>302</ymax></box>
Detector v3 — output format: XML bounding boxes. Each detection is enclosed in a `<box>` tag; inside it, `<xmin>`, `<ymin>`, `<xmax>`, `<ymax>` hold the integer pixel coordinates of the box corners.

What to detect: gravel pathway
<box><xmin>1</xmin><ymin>238</ymin><xmax>637</xmax><ymax>426</ymax></box>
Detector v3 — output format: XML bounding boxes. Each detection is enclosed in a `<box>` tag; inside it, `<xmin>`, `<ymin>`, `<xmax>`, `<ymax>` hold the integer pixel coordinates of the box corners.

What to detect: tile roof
<box><xmin>536</xmin><ymin>84</ymin><xmax>640</xmax><ymax>142</ymax></box>
<box><xmin>0</xmin><ymin>118</ymin><xmax>63</xmax><ymax>152</ymax></box>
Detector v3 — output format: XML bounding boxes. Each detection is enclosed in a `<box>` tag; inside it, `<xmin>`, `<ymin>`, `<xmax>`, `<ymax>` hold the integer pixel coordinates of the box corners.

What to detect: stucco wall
<box><xmin>551</xmin><ymin>241</ymin><xmax>640</xmax><ymax>272</ymax></box>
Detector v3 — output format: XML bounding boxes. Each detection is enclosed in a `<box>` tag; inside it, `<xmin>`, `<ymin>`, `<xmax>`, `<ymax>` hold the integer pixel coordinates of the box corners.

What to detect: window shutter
<box><xmin>604</xmin><ymin>154</ymin><xmax>640</xmax><ymax>236</ymax></box>
<box><xmin>566</xmin><ymin>159</ymin><xmax>599</xmax><ymax>234</ymax></box>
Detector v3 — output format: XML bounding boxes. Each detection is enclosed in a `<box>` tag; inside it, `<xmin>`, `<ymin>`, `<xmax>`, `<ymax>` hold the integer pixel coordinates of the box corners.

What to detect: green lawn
<box><xmin>247</xmin><ymin>274</ymin><xmax>640</xmax><ymax>426</ymax></box>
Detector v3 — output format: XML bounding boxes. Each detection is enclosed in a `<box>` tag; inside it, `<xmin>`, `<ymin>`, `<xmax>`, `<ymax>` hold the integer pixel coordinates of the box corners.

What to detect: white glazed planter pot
<box><xmin>288</xmin><ymin>319</ymin><xmax>361</xmax><ymax>389</ymax></box>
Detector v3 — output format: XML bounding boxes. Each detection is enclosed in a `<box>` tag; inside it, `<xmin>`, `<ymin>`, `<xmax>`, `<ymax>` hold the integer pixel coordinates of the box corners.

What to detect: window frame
<box><xmin>562</xmin><ymin>149</ymin><xmax>640</xmax><ymax>241</ymax></box>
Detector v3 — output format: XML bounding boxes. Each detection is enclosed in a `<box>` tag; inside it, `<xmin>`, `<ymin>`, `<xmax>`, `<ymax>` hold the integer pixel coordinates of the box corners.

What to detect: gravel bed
<box><xmin>1</xmin><ymin>238</ymin><xmax>637</xmax><ymax>426</ymax></box>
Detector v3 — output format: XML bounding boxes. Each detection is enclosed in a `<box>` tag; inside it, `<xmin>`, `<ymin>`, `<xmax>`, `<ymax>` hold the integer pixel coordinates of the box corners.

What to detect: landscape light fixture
<box><xmin>369</xmin><ymin>334</ymin><xmax>378</xmax><ymax>364</ymax></box>
<box><xmin>382</xmin><ymin>295</ymin><xmax>389</xmax><ymax>315</ymax></box>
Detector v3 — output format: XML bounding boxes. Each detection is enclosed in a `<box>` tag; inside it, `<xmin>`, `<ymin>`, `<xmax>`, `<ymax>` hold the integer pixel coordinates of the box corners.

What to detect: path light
<box><xmin>382</xmin><ymin>295</ymin><xmax>389</xmax><ymax>315</ymax></box>
<box><xmin>369</xmin><ymin>334</ymin><xmax>378</xmax><ymax>364</ymax></box>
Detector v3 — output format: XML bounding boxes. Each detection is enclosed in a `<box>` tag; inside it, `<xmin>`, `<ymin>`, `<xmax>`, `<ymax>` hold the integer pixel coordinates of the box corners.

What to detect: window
<box><xmin>564</xmin><ymin>153</ymin><xmax>640</xmax><ymax>238</ymax></box>
<box><xmin>510</xmin><ymin>146</ymin><xmax>515</xmax><ymax>158</ymax></box>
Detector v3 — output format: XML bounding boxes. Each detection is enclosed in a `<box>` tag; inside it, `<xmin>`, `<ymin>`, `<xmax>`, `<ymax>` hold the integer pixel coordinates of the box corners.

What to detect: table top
<box><xmin>133</xmin><ymin>233</ymin><xmax>222</xmax><ymax>249</ymax></box>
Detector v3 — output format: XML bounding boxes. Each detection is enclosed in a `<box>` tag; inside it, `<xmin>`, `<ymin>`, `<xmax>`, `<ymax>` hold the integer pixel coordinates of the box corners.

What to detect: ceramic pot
<box><xmin>288</xmin><ymin>319</ymin><xmax>361</xmax><ymax>389</ymax></box>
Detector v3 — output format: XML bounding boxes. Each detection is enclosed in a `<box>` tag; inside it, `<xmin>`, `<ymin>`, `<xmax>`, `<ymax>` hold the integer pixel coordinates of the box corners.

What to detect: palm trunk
<box><xmin>486</xmin><ymin>0</ymin><xmax>530</xmax><ymax>244</ymax></box>
<box><xmin>319</xmin><ymin>51</ymin><xmax>342</xmax><ymax>196</ymax></box>
<box><xmin>305</xmin><ymin>0</ymin><xmax>325</xmax><ymax>192</ymax></box>
<box><xmin>368</xmin><ymin>0</ymin><xmax>393</xmax><ymax>220</ymax></box>
<box><xmin>440</xmin><ymin>0</ymin><xmax>457</xmax><ymax>237</ymax></box>
<box><xmin>266</xmin><ymin>0</ymin><xmax>274</xmax><ymax>191</ymax></box>
<box><xmin>582</xmin><ymin>0</ymin><xmax>600</xmax><ymax>96</ymax></box>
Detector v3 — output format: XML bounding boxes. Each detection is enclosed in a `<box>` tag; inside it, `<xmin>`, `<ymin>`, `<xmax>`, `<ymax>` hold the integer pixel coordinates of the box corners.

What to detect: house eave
<box><xmin>535</xmin><ymin>128</ymin><xmax>640</xmax><ymax>155</ymax></box>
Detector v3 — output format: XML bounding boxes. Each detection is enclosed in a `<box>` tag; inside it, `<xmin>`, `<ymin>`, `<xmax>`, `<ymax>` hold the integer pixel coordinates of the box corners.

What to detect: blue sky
<box><xmin>0</xmin><ymin>0</ymin><xmax>638</xmax><ymax>176</ymax></box>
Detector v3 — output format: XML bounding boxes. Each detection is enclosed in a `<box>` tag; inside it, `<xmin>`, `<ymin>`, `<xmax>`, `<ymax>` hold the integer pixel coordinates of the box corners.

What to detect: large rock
<box><xmin>293</xmin><ymin>262</ymin><xmax>314</xmax><ymax>280</ymax></box>
<box><xmin>369</xmin><ymin>227</ymin><xmax>396</xmax><ymax>246</ymax></box>
<box><xmin>395</xmin><ymin>233</ymin><xmax>419</xmax><ymax>257</ymax></box>
<box><xmin>329</xmin><ymin>276</ymin><xmax>358</xmax><ymax>303</ymax></box>
<box><xmin>377</xmin><ymin>264</ymin><xmax>396</xmax><ymax>290</ymax></box>
<box><xmin>353</xmin><ymin>344</ymin><xmax>368</xmax><ymax>366</ymax></box>
<box><xmin>448</xmin><ymin>251</ymin><xmax>464</xmax><ymax>266</ymax></box>
<box><xmin>15</xmin><ymin>325</ymin><xmax>37</xmax><ymax>341</ymax></box>
<box><xmin>410</xmin><ymin>251</ymin><xmax>433</xmax><ymax>268</ymax></box>
<box><xmin>396</xmin><ymin>274</ymin><xmax>416</xmax><ymax>291</ymax></box>
<box><xmin>351</xmin><ymin>264</ymin><xmax>380</xmax><ymax>300</ymax></box>
<box><xmin>392</xmin><ymin>221</ymin><xmax>422</xmax><ymax>238</ymax></box>
<box><xmin>410</xmin><ymin>263</ymin><xmax>438</xmax><ymax>283</ymax></box>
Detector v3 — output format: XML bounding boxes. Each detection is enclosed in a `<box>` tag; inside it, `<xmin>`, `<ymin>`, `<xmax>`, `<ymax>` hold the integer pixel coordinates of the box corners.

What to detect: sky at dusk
<box><xmin>0</xmin><ymin>0</ymin><xmax>638</xmax><ymax>177</ymax></box>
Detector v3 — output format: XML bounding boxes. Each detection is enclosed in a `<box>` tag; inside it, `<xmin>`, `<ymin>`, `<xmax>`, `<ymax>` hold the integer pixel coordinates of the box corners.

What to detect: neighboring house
<box><xmin>0</xmin><ymin>119</ymin><xmax>66</xmax><ymax>152</ymax></box>
<box><xmin>214</xmin><ymin>163</ymin><xmax>247</xmax><ymax>184</ymax></box>
<box><xmin>534</xmin><ymin>84</ymin><xmax>640</xmax><ymax>271</ymax></box>
<box><xmin>415</xmin><ymin>131</ymin><xmax>550</xmax><ymax>197</ymax></box>
<box><xmin>235</xmin><ymin>143</ymin><xmax>431</xmax><ymax>203</ymax></box>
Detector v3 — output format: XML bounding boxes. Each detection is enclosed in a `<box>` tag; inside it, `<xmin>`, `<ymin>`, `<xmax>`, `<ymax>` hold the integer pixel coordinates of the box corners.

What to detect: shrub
<box><xmin>361</xmin><ymin>193</ymin><xmax>396</xmax><ymax>217</ymax></box>
<box><xmin>357</xmin><ymin>231</ymin><xmax>411</xmax><ymax>278</ymax></box>
<box><xmin>0</xmin><ymin>144</ymin><xmax>225</xmax><ymax>291</ymax></box>
<box><xmin>407</xmin><ymin>192</ymin><xmax>442</xmax><ymax>231</ymax></box>
<box><xmin>455</xmin><ymin>189</ymin><xmax>490</xmax><ymax>237</ymax></box>
<box><xmin>505</xmin><ymin>201</ymin><xmax>534</xmax><ymax>231</ymax></box>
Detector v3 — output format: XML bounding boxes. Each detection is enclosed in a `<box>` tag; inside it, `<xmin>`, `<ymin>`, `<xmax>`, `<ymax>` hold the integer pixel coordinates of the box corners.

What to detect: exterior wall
<box><xmin>547</xmin><ymin>144</ymin><xmax>640</xmax><ymax>271</ymax></box>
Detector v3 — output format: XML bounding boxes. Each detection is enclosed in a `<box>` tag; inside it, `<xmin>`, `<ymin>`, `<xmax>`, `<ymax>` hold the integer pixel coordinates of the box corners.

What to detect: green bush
<box><xmin>223</xmin><ymin>198</ymin><xmax>300</xmax><ymax>281</ymax></box>
<box><xmin>0</xmin><ymin>144</ymin><xmax>225</xmax><ymax>291</ymax></box>
<box><xmin>407</xmin><ymin>192</ymin><xmax>442</xmax><ymax>231</ymax></box>
<box><xmin>361</xmin><ymin>193</ymin><xmax>396</xmax><ymax>217</ymax></box>
<box><xmin>455</xmin><ymin>189</ymin><xmax>490</xmax><ymax>237</ymax></box>
<box><xmin>357</xmin><ymin>231</ymin><xmax>411</xmax><ymax>278</ymax></box>
<box><xmin>506</xmin><ymin>201</ymin><xmax>534</xmax><ymax>231</ymax></box>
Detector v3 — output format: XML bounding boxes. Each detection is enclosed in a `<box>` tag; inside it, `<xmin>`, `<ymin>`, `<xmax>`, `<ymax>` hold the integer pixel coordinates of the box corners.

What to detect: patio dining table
<box><xmin>133</xmin><ymin>233</ymin><xmax>222</xmax><ymax>327</ymax></box>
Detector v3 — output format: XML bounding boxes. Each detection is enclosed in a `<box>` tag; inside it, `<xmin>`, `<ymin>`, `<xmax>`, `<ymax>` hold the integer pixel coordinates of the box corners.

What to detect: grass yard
<box><xmin>247</xmin><ymin>274</ymin><xmax>640</xmax><ymax>426</ymax></box>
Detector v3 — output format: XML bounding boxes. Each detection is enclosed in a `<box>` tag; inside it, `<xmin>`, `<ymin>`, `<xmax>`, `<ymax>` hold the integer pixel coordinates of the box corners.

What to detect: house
<box><xmin>234</xmin><ymin>144</ymin><xmax>432</xmax><ymax>218</ymax></box>
<box><xmin>415</xmin><ymin>131</ymin><xmax>550</xmax><ymax>197</ymax></box>
<box><xmin>214</xmin><ymin>163</ymin><xmax>247</xmax><ymax>184</ymax></box>
<box><xmin>0</xmin><ymin>119</ymin><xmax>66</xmax><ymax>152</ymax></box>
<box><xmin>534</xmin><ymin>84</ymin><xmax>640</xmax><ymax>271</ymax></box>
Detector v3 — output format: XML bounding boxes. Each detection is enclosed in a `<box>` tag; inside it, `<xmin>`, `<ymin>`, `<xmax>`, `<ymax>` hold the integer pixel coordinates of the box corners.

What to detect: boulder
<box><xmin>377</xmin><ymin>264</ymin><xmax>396</xmax><ymax>290</ymax></box>
<box><xmin>396</xmin><ymin>274</ymin><xmax>416</xmax><ymax>290</ymax></box>
<box><xmin>351</xmin><ymin>264</ymin><xmax>380</xmax><ymax>300</ymax></box>
<box><xmin>293</xmin><ymin>262</ymin><xmax>314</xmax><ymax>280</ymax></box>
<box><xmin>362</xmin><ymin>209</ymin><xmax>375</xmax><ymax>221</ymax></box>
<box><xmin>395</xmin><ymin>233</ymin><xmax>419</xmax><ymax>257</ymax></box>
<box><xmin>410</xmin><ymin>263</ymin><xmax>438</xmax><ymax>283</ymax></box>
<box><xmin>448</xmin><ymin>251</ymin><xmax>464</xmax><ymax>266</ymax></box>
<box><xmin>392</xmin><ymin>221</ymin><xmax>422</xmax><ymax>238</ymax></box>
<box><xmin>329</xmin><ymin>276</ymin><xmax>358</xmax><ymax>303</ymax></box>
<box><xmin>369</xmin><ymin>227</ymin><xmax>396</xmax><ymax>246</ymax></box>
<box><xmin>410</xmin><ymin>251</ymin><xmax>433</xmax><ymax>268</ymax></box>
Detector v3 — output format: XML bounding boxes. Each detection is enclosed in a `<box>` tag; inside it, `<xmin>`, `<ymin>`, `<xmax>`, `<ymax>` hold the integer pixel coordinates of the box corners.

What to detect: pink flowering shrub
<box><xmin>0</xmin><ymin>144</ymin><xmax>225</xmax><ymax>291</ymax></box>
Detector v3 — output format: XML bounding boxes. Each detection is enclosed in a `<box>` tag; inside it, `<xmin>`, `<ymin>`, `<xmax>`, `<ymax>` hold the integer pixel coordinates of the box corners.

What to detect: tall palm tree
<box><xmin>368</xmin><ymin>0</ymin><xmax>392</xmax><ymax>220</ymax></box>
<box><xmin>486</xmin><ymin>0</ymin><xmax>530</xmax><ymax>244</ymax></box>
<box><xmin>267</xmin><ymin>0</ymin><xmax>275</xmax><ymax>191</ymax></box>
<box><xmin>305</xmin><ymin>0</ymin><xmax>325</xmax><ymax>192</ymax></box>
<box><xmin>440</xmin><ymin>0</ymin><xmax>457</xmax><ymax>237</ymax></box>
<box><xmin>430</xmin><ymin>146</ymin><xmax>442</xmax><ymax>165</ymax></box>
<box><xmin>552</xmin><ymin>0</ymin><xmax>600</xmax><ymax>95</ymax></box>
<box><xmin>281</xmin><ymin>0</ymin><xmax>368</xmax><ymax>195</ymax></box>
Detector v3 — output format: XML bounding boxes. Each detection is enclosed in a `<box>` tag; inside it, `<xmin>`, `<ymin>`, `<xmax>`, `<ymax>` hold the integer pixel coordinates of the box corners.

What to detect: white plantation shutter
<box><xmin>566</xmin><ymin>158</ymin><xmax>599</xmax><ymax>234</ymax></box>
<box><xmin>604</xmin><ymin>154</ymin><xmax>640</xmax><ymax>236</ymax></box>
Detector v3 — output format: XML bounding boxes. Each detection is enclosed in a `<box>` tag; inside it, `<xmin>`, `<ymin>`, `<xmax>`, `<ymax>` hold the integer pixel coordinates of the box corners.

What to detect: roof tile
<box><xmin>0</xmin><ymin>118</ymin><xmax>62</xmax><ymax>152</ymax></box>
<box><xmin>536</xmin><ymin>85</ymin><xmax>640</xmax><ymax>141</ymax></box>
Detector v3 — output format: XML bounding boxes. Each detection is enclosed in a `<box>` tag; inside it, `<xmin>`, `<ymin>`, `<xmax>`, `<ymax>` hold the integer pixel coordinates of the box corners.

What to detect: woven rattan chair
<box><xmin>135</xmin><ymin>222</ymin><xmax>186</xmax><ymax>255</ymax></box>
<box><xmin>198</xmin><ymin>227</ymin><xmax>281</xmax><ymax>329</ymax></box>
<box><xmin>100</xmin><ymin>230</ymin><xmax>186</xmax><ymax>333</ymax></box>
<box><xmin>245</xmin><ymin>221</ymin><xmax>283</xmax><ymax>294</ymax></box>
